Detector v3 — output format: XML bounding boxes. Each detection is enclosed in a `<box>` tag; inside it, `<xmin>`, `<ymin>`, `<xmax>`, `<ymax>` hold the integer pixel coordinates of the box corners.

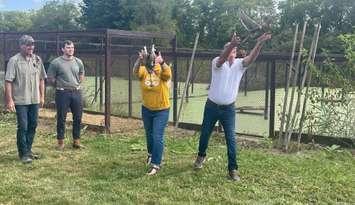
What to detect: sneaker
<box><xmin>228</xmin><ymin>170</ymin><xmax>241</xmax><ymax>181</ymax></box>
<box><xmin>147</xmin><ymin>165</ymin><xmax>160</xmax><ymax>176</ymax></box>
<box><xmin>20</xmin><ymin>156</ymin><xmax>33</xmax><ymax>164</ymax></box>
<box><xmin>194</xmin><ymin>155</ymin><xmax>206</xmax><ymax>169</ymax></box>
<box><xmin>29</xmin><ymin>151</ymin><xmax>40</xmax><ymax>160</ymax></box>
<box><xmin>146</xmin><ymin>154</ymin><xmax>152</xmax><ymax>165</ymax></box>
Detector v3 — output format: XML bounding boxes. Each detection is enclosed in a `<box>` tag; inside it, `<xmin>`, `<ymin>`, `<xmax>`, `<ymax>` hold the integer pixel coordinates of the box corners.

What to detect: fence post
<box><xmin>104</xmin><ymin>30</ymin><xmax>111</xmax><ymax>133</ymax></box>
<box><xmin>128</xmin><ymin>51</ymin><xmax>132</xmax><ymax>118</ymax></box>
<box><xmin>269</xmin><ymin>60</ymin><xmax>276</xmax><ymax>138</ymax></box>
<box><xmin>264</xmin><ymin>62</ymin><xmax>270</xmax><ymax>120</ymax></box>
<box><xmin>172</xmin><ymin>35</ymin><xmax>178</xmax><ymax>125</ymax></box>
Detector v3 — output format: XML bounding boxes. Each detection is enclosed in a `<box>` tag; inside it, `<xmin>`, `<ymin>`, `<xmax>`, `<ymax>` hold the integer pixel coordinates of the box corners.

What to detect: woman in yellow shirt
<box><xmin>133</xmin><ymin>48</ymin><xmax>172</xmax><ymax>176</ymax></box>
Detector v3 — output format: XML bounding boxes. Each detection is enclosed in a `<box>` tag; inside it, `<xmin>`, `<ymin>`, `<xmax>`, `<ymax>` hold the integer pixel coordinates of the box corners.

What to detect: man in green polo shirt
<box><xmin>5</xmin><ymin>35</ymin><xmax>47</xmax><ymax>164</ymax></box>
<box><xmin>47</xmin><ymin>40</ymin><xmax>85</xmax><ymax>150</ymax></box>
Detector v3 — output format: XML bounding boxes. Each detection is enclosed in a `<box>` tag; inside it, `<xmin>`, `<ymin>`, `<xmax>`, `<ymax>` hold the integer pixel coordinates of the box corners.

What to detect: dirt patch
<box><xmin>39</xmin><ymin>109</ymin><xmax>196</xmax><ymax>137</ymax></box>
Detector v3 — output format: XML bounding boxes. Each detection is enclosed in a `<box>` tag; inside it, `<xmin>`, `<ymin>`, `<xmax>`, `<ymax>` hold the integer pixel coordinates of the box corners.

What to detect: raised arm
<box><xmin>242</xmin><ymin>33</ymin><xmax>271</xmax><ymax>67</ymax></box>
<box><xmin>154</xmin><ymin>52</ymin><xmax>171</xmax><ymax>81</ymax></box>
<box><xmin>216</xmin><ymin>33</ymin><xmax>241</xmax><ymax>67</ymax></box>
<box><xmin>133</xmin><ymin>49</ymin><xmax>149</xmax><ymax>80</ymax></box>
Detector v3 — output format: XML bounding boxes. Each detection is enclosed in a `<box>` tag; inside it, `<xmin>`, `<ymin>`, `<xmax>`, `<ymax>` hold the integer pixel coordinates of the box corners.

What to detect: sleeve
<box><xmin>37</xmin><ymin>56</ymin><xmax>47</xmax><ymax>80</ymax></box>
<box><xmin>5</xmin><ymin>58</ymin><xmax>16</xmax><ymax>82</ymax></box>
<box><xmin>211</xmin><ymin>57</ymin><xmax>219</xmax><ymax>70</ymax></box>
<box><xmin>160</xmin><ymin>64</ymin><xmax>172</xmax><ymax>81</ymax></box>
<box><xmin>47</xmin><ymin>60</ymin><xmax>57</xmax><ymax>79</ymax></box>
<box><xmin>239</xmin><ymin>58</ymin><xmax>248</xmax><ymax>72</ymax></box>
<box><xmin>77</xmin><ymin>58</ymin><xmax>85</xmax><ymax>75</ymax></box>
<box><xmin>136</xmin><ymin>66</ymin><xmax>147</xmax><ymax>80</ymax></box>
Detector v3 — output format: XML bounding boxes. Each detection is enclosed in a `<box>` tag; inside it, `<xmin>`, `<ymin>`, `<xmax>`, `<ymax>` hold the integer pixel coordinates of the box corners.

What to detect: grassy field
<box><xmin>0</xmin><ymin>113</ymin><xmax>354</xmax><ymax>204</ymax></box>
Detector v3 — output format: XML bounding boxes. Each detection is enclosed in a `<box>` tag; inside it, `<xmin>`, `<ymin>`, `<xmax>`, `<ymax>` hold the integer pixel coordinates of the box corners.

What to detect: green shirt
<box><xmin>5</xmin><ymin>53</ymin><xmax>46</xmax><ymax>105</ymax></box>
<box><xmin>47</xmin><ymin>56</ymin><xmax>85</xmax><ymax>89</ymax></box>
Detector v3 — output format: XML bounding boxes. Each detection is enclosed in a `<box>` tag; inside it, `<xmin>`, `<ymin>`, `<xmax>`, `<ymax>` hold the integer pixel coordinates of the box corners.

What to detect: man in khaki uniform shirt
<box><xmin>5</xmin><ymin>35</ymin><xmax>46</xmax><ymax>164</ymax></box>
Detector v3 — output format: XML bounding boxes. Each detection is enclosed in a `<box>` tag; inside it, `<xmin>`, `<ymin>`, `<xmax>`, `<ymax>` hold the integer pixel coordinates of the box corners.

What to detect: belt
<box><xmin>56</xmin><ymin>87</ymin><xmax>80</xmax><ymax>91</ymax></box>
<box><xmin>207</xmin><ymin>98</ymin><xmax>234</xmax><ymax>107</ymax></box>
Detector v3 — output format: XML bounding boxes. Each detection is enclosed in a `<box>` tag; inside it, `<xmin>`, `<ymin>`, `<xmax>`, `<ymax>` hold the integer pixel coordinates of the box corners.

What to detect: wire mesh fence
<box><xmin>0</xmin><ymin>30</ymin><xmax>351</xmax><ymax>140</ymax></box>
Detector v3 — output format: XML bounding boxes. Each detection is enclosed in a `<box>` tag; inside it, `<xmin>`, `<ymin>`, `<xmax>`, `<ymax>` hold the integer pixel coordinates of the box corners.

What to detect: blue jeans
<box><xmin>15</xmin><ymin>104</ymin><xmax>39</xmax><ymax>158</ymax></box>
<box><xmin>198</xmin><ymin>99</ymin><xmax>238</xmax><ymax>171</ymax></box>
<box><xmin>55</xmin><ymin>90</ymin><xmax>83</xmax><ymax>140</ymax></box>
<box><xmin>142</xmin><ymin>106</ymin><xmax>169</xmax><ymax>166</ymax></box>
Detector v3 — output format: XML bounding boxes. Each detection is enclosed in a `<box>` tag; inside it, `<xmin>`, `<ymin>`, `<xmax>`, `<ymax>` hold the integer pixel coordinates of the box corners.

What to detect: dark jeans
<box><xmin>142</xmin><ymin>106</ymin><xmax>169</xmax><ymax>166</ymax></box>
<box><xmin>198</xmin><ymin>99</ymin><xmax>238</xmax><ymax>171</ymax></box>
<box><xmin>55</xmin><ymin>90</ymin><xmax>83</xmax><ymax>140</ymax></box>
<box><xmin>15</xmin><ymin>104</ymin><xmax>39</xmax><ymax>158</ymax></box>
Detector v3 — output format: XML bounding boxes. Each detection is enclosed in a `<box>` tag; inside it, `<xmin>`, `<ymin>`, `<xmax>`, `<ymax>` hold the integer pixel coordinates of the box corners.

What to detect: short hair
<box><xmin>222</xmin><ymin>42</ymin><xmax>237</xmax><ymax>56</ymax></box>
<box><xmin>19</xmin><ymin>35</ymin><xmax>35</xmax><ymax>46</ymax></box>
<box><xmin>62</xmin><ymin>40</ymin><xmax>74</xmax><ymax>48</ymax></box>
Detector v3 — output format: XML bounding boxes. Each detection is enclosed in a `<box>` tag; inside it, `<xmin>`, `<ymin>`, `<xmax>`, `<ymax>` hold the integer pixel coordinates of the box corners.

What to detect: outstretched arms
<box><xmin>242</xmin><ymin>33</ymin><xmax>271</xmax><ymax>67</ymax></box>
<box><xmin>216</xmin><ymin>33</ymin><xmax>241</xmax><ymax>67</ymax></box>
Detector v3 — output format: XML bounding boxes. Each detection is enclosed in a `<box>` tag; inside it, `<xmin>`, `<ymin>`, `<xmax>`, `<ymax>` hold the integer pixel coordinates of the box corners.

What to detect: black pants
<box><xmin>55</xmin><ymin>90</ymin><xmax>82</xmax><ymax>140</ymax></box>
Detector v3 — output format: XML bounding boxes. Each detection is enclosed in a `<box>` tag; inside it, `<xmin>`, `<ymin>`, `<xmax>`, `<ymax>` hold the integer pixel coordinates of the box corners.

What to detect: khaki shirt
<box><xmin>5</xmin><ymin>53</ymin><xmax>47</xmax><ymax>105</ymax></box>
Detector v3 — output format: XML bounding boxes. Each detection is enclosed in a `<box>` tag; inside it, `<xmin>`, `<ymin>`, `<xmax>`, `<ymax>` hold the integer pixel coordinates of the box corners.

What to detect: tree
<box><xmin>81</xmin><ymin>0</ymin><xmax>176</xmax><ymax>32</ymax></box>
<box><xmin>174</xmin><ymin>0</ymin><xmax>276</xmax><ymax>49</ymax></box>
<box><xmin>277</xmin><ymin>0</ymin><xmax>355</xmax><ymax>53</ymax></box>
<box><xmin>80</xmin><ymin>0</ymin><xmax>134</xmax><ymax>30</ymax></box>
<box><xmin>129</xmin><ymin>0</ymin><xmax>176</xmax><ymax>33</ymax></box>
<box><xmin>0</xmin><ymin>11</ymin><xmax>33</xmax><ymax>32</ymax></box>
<box><xmin>31</xmin><ymin>0</ymin><xmax>82</xmax><ymax>31</ymax></box>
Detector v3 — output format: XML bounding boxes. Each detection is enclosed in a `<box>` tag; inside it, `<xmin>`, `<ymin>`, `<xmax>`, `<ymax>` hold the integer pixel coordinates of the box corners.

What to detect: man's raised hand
<box><xmin>231</xmin><ymin>33</ymin><xmax>241</xmax><ymax>47</ymax></box>
<box><xmin>257</xmin><ymin>33</ymin><xmax>272</xmax><ymax>44</ymax></box>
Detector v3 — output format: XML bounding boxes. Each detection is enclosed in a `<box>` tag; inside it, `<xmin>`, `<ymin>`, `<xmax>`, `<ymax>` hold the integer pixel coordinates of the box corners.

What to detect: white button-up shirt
<box><xmin>208</xmin><ymin>57</ymin><xmax>247</xmax><ymax>105</ymax></box>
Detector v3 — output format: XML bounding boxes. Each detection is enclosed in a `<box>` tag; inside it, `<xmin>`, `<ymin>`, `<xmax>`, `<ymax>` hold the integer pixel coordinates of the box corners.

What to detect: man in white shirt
<box><xmin>194</xmin><ymin>32</ymin><xmax>271</xmax><ymax>181</ymax></box>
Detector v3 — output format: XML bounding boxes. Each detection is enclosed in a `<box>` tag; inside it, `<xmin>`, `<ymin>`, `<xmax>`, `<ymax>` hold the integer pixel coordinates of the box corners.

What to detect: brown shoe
<box><xmin>56</xmin><ymin>139</ymin><xmax>65</xmax><ymax>150</ymax></box>
<box><xmin>228</xmin><ymin>170</ymin><xmax>241</xmax><ymax>181</ymax></box>
<box><xmin>73</xmin><ymin>139</ymin><xmax>85</xmax><ymax>149</ymax></box>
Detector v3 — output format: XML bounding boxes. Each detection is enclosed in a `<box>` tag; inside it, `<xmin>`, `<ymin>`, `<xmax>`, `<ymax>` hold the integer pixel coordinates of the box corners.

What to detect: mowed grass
<box><xmin>0</xmin><ymin>113</ymin><xmax>354</xmax><ymax>204</ymax></box>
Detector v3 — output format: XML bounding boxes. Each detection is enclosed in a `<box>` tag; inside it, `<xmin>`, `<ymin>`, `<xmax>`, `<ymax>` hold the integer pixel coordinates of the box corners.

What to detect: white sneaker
<box><xmin>194</xmin><ymin>155</ymin><xmax>206</xmax><ymax>169</ymax></box>
<box><xmin>147</xmin><ymin>165</ymin><xmax>160</xmax><ymax>176</ymax></box>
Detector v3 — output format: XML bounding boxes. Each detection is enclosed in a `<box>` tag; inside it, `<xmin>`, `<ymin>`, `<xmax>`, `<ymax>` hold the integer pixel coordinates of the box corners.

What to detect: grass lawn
<box><xmin>0</xmin><ymin>113</ymin><xmax>354</xmax><ymax>204</ymax></box>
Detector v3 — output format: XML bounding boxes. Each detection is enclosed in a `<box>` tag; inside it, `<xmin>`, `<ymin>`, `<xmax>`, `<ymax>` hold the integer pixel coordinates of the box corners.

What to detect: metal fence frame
<box><xmin>0</xmin><ymin>30</ymin><xmax>346</xmax><ymax>137</ymax></box>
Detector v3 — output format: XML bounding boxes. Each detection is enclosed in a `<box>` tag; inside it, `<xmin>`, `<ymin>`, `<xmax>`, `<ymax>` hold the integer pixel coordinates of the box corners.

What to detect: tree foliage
<box><xmin>31</xmin><ymin>0</ymin><xmax>82</xmax><ymax>31</ymax></box>
<box><xmin>81</xmin><ymin>0</ymin><xmax>133</xmax><ymax>30</ymax></box>
<box><xmin>0</xmin><ymin>11</ymin><xmax>33</xmax><ymax>32</ymax></box>
<box><xmin>173</xmin><ymin>0</ymin><xmax>276</xmax><ymax>49</ymax></box>
<box><xmin>80</xmin><ymin>0</ymin><xmax>175</xmax><ymax>32</ymax></box>
<box><xmin>277</xmin><ymin>0</ymin><xmax>355</xmax><ymax>53</ymax></box>
<box><xmin>0</xmin><ymin>0</ymin><xmax>353</xmax><ymax>54</ymax></box>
